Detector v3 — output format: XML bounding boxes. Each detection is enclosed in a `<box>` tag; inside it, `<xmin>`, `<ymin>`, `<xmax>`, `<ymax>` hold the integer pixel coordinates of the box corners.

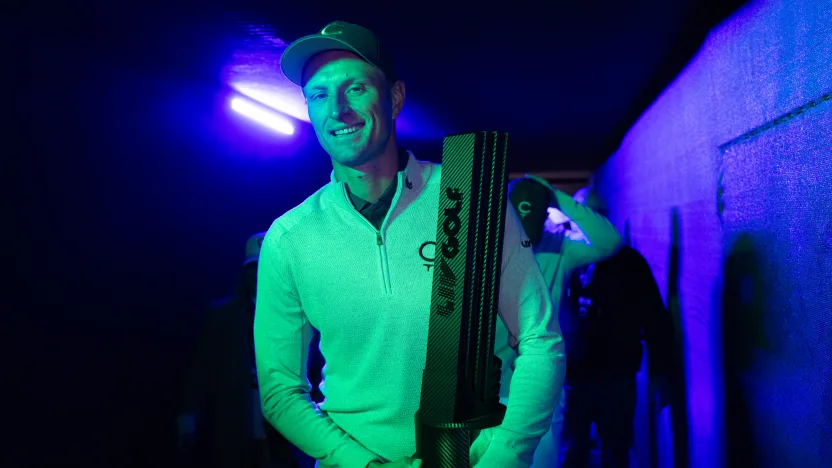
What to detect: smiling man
<box><xmin>254</xmin><ymin>21</ymin><xmax>565</xmax><ymax>468</ymax></box>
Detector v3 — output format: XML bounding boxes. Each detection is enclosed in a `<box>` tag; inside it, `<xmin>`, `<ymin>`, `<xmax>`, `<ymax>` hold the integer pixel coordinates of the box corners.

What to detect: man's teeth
<box><xmin>334</xmin><ymin>125</ymin><xmax>363</xmax><ymax>136</ymax></box>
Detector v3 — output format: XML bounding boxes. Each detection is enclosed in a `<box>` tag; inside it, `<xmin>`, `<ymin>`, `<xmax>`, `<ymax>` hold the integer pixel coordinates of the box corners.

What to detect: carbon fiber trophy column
<box><xmin>415</xmin><ymin>132</ymin><xmax>510</xmax><ymax>468</ymax></box>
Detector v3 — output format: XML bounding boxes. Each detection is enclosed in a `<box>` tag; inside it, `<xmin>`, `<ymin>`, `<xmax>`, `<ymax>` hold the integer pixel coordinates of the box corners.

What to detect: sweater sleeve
<box><xmin>479</xmin><ymin>202</ymin><xmax>566</xmax><ymax>467</ymax></box>
<box><xmin>554</xmin><ymin>190</ymin><xmax>623</xmax><ymax>269</ymax></box>
<box><xmin>254</xmin><ymin>223</ymin><xmax>381</xmax><ymax>468</ymax></box>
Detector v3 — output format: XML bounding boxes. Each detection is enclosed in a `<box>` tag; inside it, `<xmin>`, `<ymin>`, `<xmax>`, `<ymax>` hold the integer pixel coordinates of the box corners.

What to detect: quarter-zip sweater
<box><xmin>254</xmin><ymin>153</ymin><xmax>565</xmax><ymax>468</ymax></box>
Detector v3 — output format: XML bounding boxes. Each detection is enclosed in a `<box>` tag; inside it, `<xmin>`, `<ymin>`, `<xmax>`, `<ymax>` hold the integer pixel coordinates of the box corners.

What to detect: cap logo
<box><xmin>321</xmin><ymin>23</ymin><xmax>344</xmax><ymax>36</ymax></box>
<box><xmin>517</xmin><ymin>201</ymin><xmax>531</xmax><ymax>218</ymax></box>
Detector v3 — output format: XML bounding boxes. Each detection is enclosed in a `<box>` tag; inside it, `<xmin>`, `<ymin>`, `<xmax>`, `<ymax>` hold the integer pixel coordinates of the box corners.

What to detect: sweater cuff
<box><xmin>475</xmin><ymin>439</ymin><xmax>527</xmax><ymax>468</ymax></box>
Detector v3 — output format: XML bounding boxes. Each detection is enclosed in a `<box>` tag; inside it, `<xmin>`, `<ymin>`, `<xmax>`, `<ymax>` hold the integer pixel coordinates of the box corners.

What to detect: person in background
<box><xmin>500</xmin><ymin>176</ymin><xmax>623</xmax><ymax>468</ymax></box>
<box><xmin>176</xmin><ymin>233</ymin><xmax>301</xmax><ymax>468</ymax></box>
<box><xmin>307</xmin><ymin>328</ymin><xmax>326</xmax><ymax>404</ymax></box>
<box><xmin>560</xmin><ymin>187</ymin><xmax>674</xmax><ymax>468</ymax></box>
<box><xmin>254</xmin><ymin>21</ymin><xmax>564</xmax><ymax>468</ymax></box>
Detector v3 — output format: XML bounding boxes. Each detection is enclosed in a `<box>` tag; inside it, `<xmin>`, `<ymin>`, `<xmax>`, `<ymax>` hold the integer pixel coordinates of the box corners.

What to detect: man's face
<box><xmin>301</xmin><ymin>50</ymin><xmax>405</xmax><ymax>168</ymax></box>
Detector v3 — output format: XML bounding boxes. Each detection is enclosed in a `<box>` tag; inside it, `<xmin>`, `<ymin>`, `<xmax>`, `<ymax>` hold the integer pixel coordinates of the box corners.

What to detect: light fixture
<box><xmin>233</xmin><ymin>84</ymin><xmax>310</xmax><ymax>123</ymax></box>
<box><xmin>230</xmin><ymin>97</ymin><xmax>295</xmax><ymax>135</ymax></box>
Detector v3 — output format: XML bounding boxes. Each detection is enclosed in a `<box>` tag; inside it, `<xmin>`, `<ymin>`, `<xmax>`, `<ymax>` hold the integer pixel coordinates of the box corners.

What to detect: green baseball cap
<box><xmin>280</xmin><ymin>21</ymin><xmax>397</xmax><ymax>87</ymax></box>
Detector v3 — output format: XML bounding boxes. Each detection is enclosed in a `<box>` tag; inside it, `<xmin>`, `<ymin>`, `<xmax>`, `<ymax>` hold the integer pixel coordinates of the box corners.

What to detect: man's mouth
<box><xmin>330</xmin><ymin>123</ymin><xmax>365</xmax><ymax>137</ymax></box>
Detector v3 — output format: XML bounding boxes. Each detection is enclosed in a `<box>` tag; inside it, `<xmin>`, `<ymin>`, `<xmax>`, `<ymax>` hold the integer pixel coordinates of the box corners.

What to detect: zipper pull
<box><xmin>376</xmin><ymin>233</ymin><xmax>383</xmax><ymax>246</ymax></box>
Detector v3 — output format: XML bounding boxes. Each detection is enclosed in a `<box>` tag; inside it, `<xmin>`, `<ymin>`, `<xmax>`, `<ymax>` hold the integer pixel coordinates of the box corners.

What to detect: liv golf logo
<box><xmin>435</xmin><ymin>188</ymin><xmax>463</xmax><ymax>318</ymax></box>
<box><xmin>419</xmin><ymin>241</ymin><xmax>436</xmax><ymax>272</ymax></box>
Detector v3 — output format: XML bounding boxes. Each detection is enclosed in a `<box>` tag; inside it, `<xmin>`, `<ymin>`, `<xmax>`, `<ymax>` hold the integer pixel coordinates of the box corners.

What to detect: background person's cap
<box><xmin>509</xmin><ymin>175</ymin><xmax>555</xmax><ymax>246</ymax></box>
<box><xmin>280</xmin><ymin>21</ymin><xmax>397</xmax><ymax>86</ymax></box>
<box><xmin>509</xmin><ymin>176</ymin><xmax>554</xmax><ymax>220</ymax></box>
<box><xmin>243</xmin><ymin>232</ymin><xmax>266</xmax><ymax>266</ymax></box>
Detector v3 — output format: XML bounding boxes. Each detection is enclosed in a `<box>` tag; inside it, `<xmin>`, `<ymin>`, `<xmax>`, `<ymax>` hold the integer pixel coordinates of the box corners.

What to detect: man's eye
<box><xmin>347</xmin><ymin>85</ymin><xmax>365</xmax><ymax>95</ymax></box>
<box><xmin>309</xmin><ymin>93</ymin><xmax>327</xmax><ymax>101</ymax></box>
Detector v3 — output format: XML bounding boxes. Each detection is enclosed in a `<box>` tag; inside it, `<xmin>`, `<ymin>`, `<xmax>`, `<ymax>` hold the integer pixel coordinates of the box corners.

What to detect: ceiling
<box><xmin>15</xmin><ymin>0</ymin><xmax>746</xmax><ymax>172</ymax></box>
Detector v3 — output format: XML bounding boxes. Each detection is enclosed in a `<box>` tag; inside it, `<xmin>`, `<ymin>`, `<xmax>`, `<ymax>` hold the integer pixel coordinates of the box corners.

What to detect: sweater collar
<box><xmin>328</xmin><ymin>149</ymin><xmax>426</xmax><ymax>205</ymax></box>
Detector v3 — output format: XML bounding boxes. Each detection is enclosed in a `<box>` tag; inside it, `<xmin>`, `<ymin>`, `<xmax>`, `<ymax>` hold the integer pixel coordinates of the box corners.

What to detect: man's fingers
<box><xmin>395</xmin><ymin>456</ymin><xmax>421</xmax><ymax>468</ymax></box>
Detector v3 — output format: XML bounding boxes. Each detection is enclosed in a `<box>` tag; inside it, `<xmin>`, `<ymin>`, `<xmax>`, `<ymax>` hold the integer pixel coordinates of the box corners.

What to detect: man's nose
<box><xmin>327</xmin><ymin>93</ymin><xmax>351</xmax><ymax>120</ymax></box>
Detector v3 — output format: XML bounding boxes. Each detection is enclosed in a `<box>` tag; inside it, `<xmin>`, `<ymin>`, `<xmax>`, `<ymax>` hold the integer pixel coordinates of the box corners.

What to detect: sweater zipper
<box><xmin>376</xmin><ymin>232</ymin><xmax>392</xmax><ymax>295</ymax></box>
<box><xmin>341</xmin><ymin>174</ymin><xmax>405</xmax><ymax>296</ymax></box>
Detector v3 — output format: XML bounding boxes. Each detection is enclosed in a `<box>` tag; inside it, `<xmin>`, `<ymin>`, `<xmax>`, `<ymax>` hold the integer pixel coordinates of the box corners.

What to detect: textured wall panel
<box><xmin>720</xmin><ymin>101</ymin><xmax>832</xmax><ymax>468</ymax></box>
<box><xmin>593</xmin><ymin>0</ymin><xmax>832</xmax><ymax>467</ymax></box>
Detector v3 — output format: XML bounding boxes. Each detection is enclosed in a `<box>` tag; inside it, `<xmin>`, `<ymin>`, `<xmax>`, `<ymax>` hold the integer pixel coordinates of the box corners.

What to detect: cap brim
<box><xmin>280</xmin><ymin>35</ymin><xmax>374</xmax><ymax>86</ymax></box>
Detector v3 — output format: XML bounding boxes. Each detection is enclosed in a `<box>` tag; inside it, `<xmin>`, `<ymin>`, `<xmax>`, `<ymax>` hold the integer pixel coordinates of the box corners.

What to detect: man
<box><xmin>499</xmin><ymin>177</ymin><xmax>623</xmax><ymax>468</ymax></box>
<box><xmin>560</xmin><ymin>188</ymin><xmax>674</xmax><ymax>468</ymax></box>
<box><xmin>177</xmin><ymin>233</ymin><xmax>300</xmax><ymax>468</ymax></box>
<box><xmin>254</xmin><ymin>21</ymin><xmax>564</xmax><ymax>468</ymax></box>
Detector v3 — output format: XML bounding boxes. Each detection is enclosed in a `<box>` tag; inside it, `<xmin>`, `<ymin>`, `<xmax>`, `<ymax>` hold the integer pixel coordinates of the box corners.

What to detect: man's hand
<box><xmin>368</xmin><ymin>457</ymin><xmax>422</xmax><ymax>467</ymax></box>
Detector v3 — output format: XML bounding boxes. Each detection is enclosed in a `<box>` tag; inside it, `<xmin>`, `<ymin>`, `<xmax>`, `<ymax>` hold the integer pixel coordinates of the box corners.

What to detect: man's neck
<box><xmin>334</xmin><ymin>144</ymin><xmax>401</xmax><ymax>204</ymax></box>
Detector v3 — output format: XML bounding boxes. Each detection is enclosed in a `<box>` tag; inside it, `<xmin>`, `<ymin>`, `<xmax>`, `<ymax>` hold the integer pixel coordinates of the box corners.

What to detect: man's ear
<box><xmin>390</xmin><ymin>80</ymin><xmax>406</xmax><ymax>119</ymax></box>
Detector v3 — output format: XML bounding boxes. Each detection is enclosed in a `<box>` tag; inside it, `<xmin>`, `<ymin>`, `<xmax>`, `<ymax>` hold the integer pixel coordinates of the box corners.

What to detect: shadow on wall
<box><xmin>825</xmin><ymin>218</ymin><xmax>832</xmax><ymax>465</ymax></box>
<box><xmin>667</xmin><ymin>208</ymin><xmax>689</xmax><ymax>468</ymax></box>
<box><xmin>826</xmin><ymin>329</ymin><xmax>832</xmax><ymax>468</ymax></box>
<box><xmin>623</xmin><ymin>219</ymin><xmax>632</xmax><ymax>247</ymax></box>
<box><xmin>721</xmin><ymin>233</ymin><xmax>767</xmax><ymax>468</ymax></box>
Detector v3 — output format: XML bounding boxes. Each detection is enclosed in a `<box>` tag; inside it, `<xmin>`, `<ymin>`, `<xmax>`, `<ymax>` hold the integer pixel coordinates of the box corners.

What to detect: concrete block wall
<box><xmin>593</xmin><ymin>1</ymin><xmax>832</xmax><ymax>466</ymax></box>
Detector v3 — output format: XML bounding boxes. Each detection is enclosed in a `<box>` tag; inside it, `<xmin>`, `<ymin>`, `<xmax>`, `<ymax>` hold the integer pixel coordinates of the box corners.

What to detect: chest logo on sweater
<box><xmin>419</xmin><ymin>241</ymin><xmax>436</xmax><ymax>271</ymax></box>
